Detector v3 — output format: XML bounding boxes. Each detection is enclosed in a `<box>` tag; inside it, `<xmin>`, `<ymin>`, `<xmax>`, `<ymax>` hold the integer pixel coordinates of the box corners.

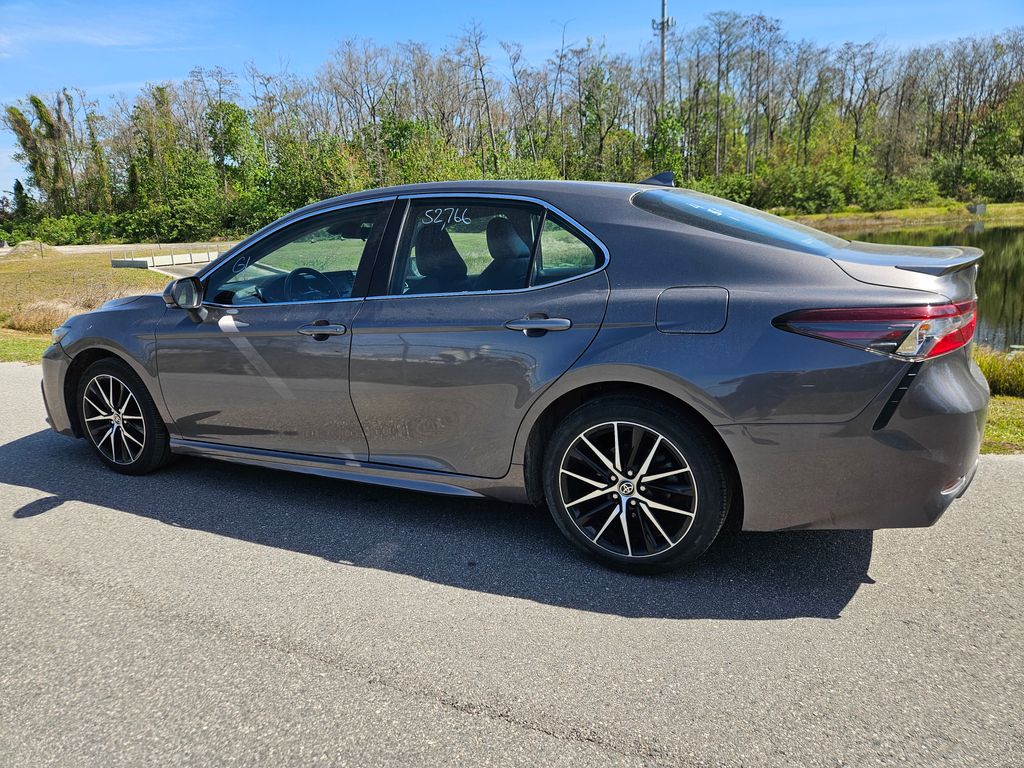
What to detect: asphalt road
<box><xmin>1</xmin><ymin>361</ymin><xmax>1021</xmax><ymax>767</ymax></box>
<box><xmin>153</xmin><ymin>264</ymin><xmax>204</xmax><ymax>279</ymax></box>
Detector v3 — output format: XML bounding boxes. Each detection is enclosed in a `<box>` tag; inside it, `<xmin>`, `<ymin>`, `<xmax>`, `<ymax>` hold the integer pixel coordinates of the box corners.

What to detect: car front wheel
<box><xmin>542</xmin><ymin>397</ymin><xmax>732</xmax><ymax>573</ymax></box>
<box><xmin>76</xmin><ymin>358</ymin><xmax>172</xmax><ymax>475</ymax></box>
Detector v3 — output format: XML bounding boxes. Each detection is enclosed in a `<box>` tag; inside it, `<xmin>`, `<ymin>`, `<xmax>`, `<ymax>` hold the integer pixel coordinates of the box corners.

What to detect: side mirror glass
<box><xmin>163</xmin><ymin>277</ymin><xmax>204</xmax><ymax>310</ymax></box>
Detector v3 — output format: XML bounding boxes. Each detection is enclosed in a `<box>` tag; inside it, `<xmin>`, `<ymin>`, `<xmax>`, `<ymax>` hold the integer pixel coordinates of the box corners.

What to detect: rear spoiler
<box><xmin>895</xmin><ymin>247</ymin><xmax>983</xmax><ymax>277</ymax></box>
<box><xmin>836</xmin><ymin>242</ymin><xmax>983</xmax><ymax>277</ymax></box>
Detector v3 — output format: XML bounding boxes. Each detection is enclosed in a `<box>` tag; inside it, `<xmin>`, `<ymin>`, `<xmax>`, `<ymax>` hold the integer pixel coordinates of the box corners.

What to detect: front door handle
<box><xmin>297</xmin><ymin>322</ymin><xmax>347</xmax><ymax>340</ymax></box>
<box><xmin>505</xmin><ymin>317</ymin><xmax>572</xmax><ymax>336</ymax></box>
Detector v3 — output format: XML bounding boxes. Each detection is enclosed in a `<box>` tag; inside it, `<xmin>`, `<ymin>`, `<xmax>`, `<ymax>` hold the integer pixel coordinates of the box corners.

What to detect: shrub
<box><xmin>855</xmin><ymin>172</ymin><xmax>945</xmax><ymax>211</ymax></box>
<box><xmin>751</xmin><ymin>164</ymin><xmax>847</xmax><ymax>213</ymax></box>
<box><xmin>2</xmin><ymin>225</ymin><xmax>30</xmax><ymax>245</ymax></box>
<box><xmin>984</xmin><ymin>155</ymin><xmax>1024</xmax><ymax>202</ymax></box>
<box><xmin>928</xmin><ymin>153</ymin><xmax>1024</xmax><ymax>202</ymax></box>
<box><xmin>691</xmin><ymin>173</ymin><xmax>753</xmax><ymax>205</ymax></box>
<box><xmin>34</xmin><ymin>216</ymin><xmax>82</xmax><ymax>245</ymax></box>
<box><xmin>974</xmin><ymin>346</ymin><xmax>1024</xmax><ymax>397</ymax></box>
<box><xmin>6</xmin><ymin>300</ymin><xmax>80</xmax><ymax>333</ymax></box>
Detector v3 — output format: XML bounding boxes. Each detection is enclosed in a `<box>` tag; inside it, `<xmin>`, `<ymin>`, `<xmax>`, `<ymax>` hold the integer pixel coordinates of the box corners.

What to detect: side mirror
<box><xmin>163</xmin><ymin>277</ymin><xmax>207</xmax><ymax>322</ymax></box>
<box><xmin>163</xmin><ymin>277</ymin><xmax>204</xmax><ymax>310</ymax></box>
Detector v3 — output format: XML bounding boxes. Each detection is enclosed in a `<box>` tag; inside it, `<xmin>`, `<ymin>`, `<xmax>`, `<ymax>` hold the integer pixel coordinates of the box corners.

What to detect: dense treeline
<box><xmin>3</xmin><ymin>14</ymin><xmax>1024</xmax><ymax>244</ymax></box>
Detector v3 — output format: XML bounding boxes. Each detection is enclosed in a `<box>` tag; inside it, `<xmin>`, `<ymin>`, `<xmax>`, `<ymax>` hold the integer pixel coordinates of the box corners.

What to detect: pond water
<box><xmin>848</xmin><ymin>223</ymin><xmax>1024</xmax><ymax>351</ymax></box>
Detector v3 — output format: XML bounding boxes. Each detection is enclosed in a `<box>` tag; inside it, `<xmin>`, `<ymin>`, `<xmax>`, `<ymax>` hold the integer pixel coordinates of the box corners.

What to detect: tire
<box><xmin>542</xmin><ymin>396</ymin><xmax>731</xmax><ymax>573</ymax></box>
<box><xmin>76</xmin><ymin>358</ymin><xmax>173</xmax><ymax>475</ymax></box>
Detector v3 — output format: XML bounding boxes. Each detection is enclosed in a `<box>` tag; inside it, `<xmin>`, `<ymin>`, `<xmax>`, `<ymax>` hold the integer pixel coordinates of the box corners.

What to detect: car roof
<box><xmin>210</xmin><ymin>180</ymin><xmax>651</xmax><ymax>276</ymax></box>
<box><xmin>290</xmin><ymin>179</ymin><xmax>645</xmax><ymax>219</ymax></box>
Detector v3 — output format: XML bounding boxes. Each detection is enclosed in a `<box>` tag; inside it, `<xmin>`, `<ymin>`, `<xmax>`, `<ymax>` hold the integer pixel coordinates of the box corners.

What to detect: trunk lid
<box><xmin>831</xmin><ymin>241</ymin><xmax>982</xmax><ymax>302</ymax></box>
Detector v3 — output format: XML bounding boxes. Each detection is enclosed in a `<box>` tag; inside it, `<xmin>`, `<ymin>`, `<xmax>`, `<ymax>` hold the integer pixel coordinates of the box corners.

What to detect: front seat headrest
<box><xmin>414</xmin><ymin>225</ymin><xmax>468</xmax><ymax>277</ymax></box>
<box><xmin>486</xmin><ymin>218</ymin><xmax>531</xmax><ymax>261</ymax></box>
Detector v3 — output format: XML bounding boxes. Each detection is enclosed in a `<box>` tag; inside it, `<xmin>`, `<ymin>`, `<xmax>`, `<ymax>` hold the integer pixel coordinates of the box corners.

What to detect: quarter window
<box><xmin>206</xmin><ymin>203</ymin><xmax>387</xmax><ymax>305</ymax></box>
<box><xmin>532</xmin><ymin>216</ymin><xmax>600</xmax><ymax>285</ymax></box>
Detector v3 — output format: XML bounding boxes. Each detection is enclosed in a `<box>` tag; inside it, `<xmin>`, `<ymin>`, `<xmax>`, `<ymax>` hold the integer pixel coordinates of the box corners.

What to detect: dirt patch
<box><xmin>1</xmin><ymin>240</ymin><xmax>63</xmax><ymax>260</ymax></box>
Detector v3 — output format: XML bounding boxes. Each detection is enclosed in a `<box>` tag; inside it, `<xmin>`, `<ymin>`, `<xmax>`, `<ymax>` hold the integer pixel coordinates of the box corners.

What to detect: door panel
<box><xmin>349</xmin><ymin>271</ymin><xmax>609</xmax><ymax>477</ymax></box>
<box><xmin>154</xmin><ymin>200</ymin><xmax>392</xmax><ymax>460</ymax></box>
<box><xmin>156</xmin><ymin>302</ymin><xmax>367</xmax><ymax>459</ymax></box>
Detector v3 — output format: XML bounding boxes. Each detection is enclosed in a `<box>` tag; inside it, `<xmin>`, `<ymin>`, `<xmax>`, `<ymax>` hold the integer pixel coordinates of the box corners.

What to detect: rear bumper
<box><xmin>41</xmin><ymin>343</ymin><xmax>75</xmax><ymax>437</ymax></box>
<box><xmin>719</xmin><ymin>348</ymin><xmax>989</xmax><ymax>531</ymax></box>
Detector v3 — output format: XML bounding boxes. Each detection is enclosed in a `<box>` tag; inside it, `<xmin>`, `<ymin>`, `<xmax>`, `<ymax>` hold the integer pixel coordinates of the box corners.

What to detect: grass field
<box><xmin>0</xmin><ymin>250</ymin><xmax>168</xmax><ymax>335</ymax></box>
<box><xmin>982</xmin><ymin>396</ymin><xmax>1024</xmax><ymax>454</ymax></box>
<box><xmin>974</xmin><ymin>346</ymin><xmax>1024</xmax><ymax>397</ymax></box>
<box><xmin>794</xmin><ymin>201</ymin><xmax>1024</xmax><ymax>233</ymax></box>
<box><xmin>0</xmin><ymin>329</ymin><xmax>50</xmax><ymax>362</ymax></box>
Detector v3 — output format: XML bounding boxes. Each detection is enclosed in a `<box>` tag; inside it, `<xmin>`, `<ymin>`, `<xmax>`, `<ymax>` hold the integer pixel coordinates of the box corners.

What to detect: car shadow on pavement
<box><xmin>2</xmin><ymin>429</ymin><xmax>874</xmax><ymax>620</ymax></box>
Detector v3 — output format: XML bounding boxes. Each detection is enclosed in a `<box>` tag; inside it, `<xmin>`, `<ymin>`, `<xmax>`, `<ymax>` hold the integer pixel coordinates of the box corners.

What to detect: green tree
<box><xmin>12</xmin><ymin>179</ymin><xmax>34</xmax><ymax>219</ymax></box>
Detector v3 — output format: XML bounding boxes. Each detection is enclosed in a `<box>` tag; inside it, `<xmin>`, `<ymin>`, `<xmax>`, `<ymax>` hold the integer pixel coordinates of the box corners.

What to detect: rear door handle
<box><xmin>297</xmin><ymin>322</ymin><xmax>347</xmax><ymax>340</ymax></box>
<box><xmin>505</xmin><ymin>317</ymin><xmax>572</xmax><ymax>335</ymax></box>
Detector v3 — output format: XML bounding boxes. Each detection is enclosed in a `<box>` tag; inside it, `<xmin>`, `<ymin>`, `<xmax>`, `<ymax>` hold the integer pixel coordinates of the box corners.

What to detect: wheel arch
<box><xmin>63</xmin><ymin>345</ymin><xmax>166</xmax><ymax>438</ymax></box>
<box><xmin>520</xmin><ymin>378</ymin><xmax>743</xmax><ymax>530</ymax></box>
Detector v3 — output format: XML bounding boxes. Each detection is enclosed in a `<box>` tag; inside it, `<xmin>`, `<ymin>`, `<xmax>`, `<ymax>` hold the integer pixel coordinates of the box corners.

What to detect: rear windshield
<box><xmin>632</xmin><ymin>188</ymin><xmax>847</xmax><ymax>256</ymax></box>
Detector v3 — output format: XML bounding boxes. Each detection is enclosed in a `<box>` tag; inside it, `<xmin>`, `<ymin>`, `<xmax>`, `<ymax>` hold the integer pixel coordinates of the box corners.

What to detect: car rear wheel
<box><xmin>76</xmin><ymin>358</ymin><xmax>172</xmax><ymax>475</ymax></box>
<box><xmin>542</xmin><ymin>397</ymin><xmax>732</xmax><ymax>573</ymax></box>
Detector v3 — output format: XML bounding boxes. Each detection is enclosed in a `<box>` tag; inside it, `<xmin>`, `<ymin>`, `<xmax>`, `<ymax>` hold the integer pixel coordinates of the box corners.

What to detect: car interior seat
<box><xmin>406</xmin><ymin>225</ymin><xmax>470</xmax><ymax>294</ymax></box>
<box><xmin>475</xmin><ymin>217</ymin><xmax>533</xmax><ymax>291</ymax></box>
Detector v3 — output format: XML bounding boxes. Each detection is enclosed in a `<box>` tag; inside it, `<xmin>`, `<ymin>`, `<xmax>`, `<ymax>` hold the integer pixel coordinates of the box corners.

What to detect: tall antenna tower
<box><xmin>651</xmin><ymin>0</ymin><xmax>676</xmax><ymax>105</ymax></box>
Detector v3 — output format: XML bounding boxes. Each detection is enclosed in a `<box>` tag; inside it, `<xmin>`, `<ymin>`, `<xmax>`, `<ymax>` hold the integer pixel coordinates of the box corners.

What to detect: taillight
<box><xmin>773</xmin><ymin>300</ymin><xmax>977</xmax><ymax>361</ymax></box>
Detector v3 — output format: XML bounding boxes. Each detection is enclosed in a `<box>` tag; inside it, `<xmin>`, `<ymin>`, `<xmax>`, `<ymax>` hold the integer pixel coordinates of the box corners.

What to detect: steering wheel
<box><xmin>283</xmin><ymin>267</ymin><xmax>340</xmax><ymax>302</ymax></box>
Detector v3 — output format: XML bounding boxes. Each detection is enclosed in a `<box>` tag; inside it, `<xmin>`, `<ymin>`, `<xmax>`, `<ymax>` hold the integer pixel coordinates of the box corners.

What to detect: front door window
<box><xmin>207</xmin><ymin>202</ymin><xmax>389</xmax><ymax>305</ymax></box>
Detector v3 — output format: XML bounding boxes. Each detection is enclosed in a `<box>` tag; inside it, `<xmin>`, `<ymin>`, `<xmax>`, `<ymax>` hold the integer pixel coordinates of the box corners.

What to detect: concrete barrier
<box><xmin>110</xmin><ymin>258</ymin><xmax>152</xmax><ymax>269</ymax></box>
<box><xmin>111</xmin><ymin>250</ymin><xmax>221</xmax><ymax>270</ymax></box>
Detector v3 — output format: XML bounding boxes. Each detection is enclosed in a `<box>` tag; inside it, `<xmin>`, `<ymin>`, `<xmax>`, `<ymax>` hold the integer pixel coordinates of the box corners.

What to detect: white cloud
<box><xmin>0</xmin><ymin>1</ymin><xmax>213</xmax><ymax>59</ymax></box>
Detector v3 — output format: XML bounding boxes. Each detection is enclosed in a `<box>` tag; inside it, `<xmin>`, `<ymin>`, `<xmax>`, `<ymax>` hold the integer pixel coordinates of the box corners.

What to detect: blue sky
<box><xmin>2</xmin><ymin>0</ymin><xmax>1022</xmax><ymax>196</ymax></box>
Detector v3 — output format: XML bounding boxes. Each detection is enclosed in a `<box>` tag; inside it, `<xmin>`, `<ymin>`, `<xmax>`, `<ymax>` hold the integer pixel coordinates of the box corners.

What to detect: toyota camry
<box><xmin>40</xmin><ymin>177</ymin><xmax>989</xmax><ymax>572</ymax></box>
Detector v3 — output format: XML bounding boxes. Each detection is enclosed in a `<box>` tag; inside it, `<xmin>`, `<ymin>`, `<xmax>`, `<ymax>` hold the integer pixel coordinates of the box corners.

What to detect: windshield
<box><xmin>632</xmin><ymin>188</ymin><xmax>848</xmax><ymax>256</ymax></box>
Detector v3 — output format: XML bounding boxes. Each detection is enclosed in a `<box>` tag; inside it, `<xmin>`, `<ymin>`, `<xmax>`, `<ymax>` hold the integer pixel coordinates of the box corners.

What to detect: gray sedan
<box><xmin>41</xmin><ymin>179</ymin><xmax>989</xmax><ymax>572</ymax></box>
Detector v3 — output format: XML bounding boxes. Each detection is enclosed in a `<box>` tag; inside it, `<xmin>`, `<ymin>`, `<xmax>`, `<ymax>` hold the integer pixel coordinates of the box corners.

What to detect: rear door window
<box><xmin>388</xmin><ymin>199</ymin><xmax>603</xmax><ymax>295</ymax></box>
<box><xmin>389</xmin><ymin>200</ymin><xmax>543</xmax><ymax>295</ymax></box>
